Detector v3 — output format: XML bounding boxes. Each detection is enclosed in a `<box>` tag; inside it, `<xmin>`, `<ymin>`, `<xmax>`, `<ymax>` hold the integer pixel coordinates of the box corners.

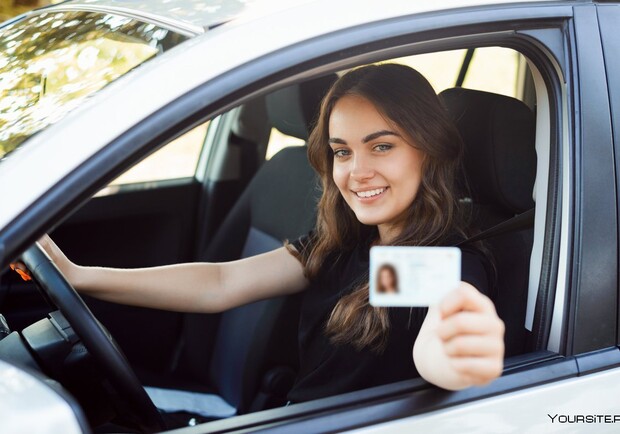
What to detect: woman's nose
<box><xmin>349</xmin><ymin>154</ymin><xmax>374</xmax><ymax>181</ymax></box>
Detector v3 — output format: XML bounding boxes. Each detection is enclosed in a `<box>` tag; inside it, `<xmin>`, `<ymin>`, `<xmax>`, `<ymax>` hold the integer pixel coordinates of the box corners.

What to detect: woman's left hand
<box><xmin>413</xmin><ymin>282</ymin><xmax>505</xmax><ymax>390</ymax></box>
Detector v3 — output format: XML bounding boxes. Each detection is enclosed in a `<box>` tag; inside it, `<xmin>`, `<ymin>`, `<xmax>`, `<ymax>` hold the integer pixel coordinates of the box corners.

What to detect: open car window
<box><xmin>264</xmin><ymin>46</ymin><xmax>529</xmax><ymax>160</ymax></box>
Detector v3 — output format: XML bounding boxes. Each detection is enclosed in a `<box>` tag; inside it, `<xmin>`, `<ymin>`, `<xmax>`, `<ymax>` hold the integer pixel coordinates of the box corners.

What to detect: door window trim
<box><xmin>172</xmin><ymin>348</ymin><xmax>620</xmax><ymax>434</ymax></box>
<box><xmin>595</xmin><ymin>4</ymin><xmax>620</xmax><ymax>347</ymax></box>
<box><xmin>562</xmin><ymin>4</ymin><xmax>617</xmax><ymax>355</ymax></box>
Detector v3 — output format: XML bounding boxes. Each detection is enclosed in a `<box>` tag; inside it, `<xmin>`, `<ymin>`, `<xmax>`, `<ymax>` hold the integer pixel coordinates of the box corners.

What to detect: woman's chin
<box><xmin>353</xmin><ymin>214</ymin><xmax>389</xmax><ymax>227</ymax></box>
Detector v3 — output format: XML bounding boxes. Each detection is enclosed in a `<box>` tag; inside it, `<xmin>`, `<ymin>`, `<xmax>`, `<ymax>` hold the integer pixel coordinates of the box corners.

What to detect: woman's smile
<box><xmin>352</xmin><ymin>186</ymin><xmax>389</xmax><ymax>201</ymax></box>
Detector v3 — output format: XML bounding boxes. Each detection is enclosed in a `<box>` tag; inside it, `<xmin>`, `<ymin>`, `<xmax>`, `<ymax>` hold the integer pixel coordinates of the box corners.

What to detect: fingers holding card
<box><xmin>369</xmin><ymin>246</ymin><xmax>461</xmax><ymax>307</ymax></box>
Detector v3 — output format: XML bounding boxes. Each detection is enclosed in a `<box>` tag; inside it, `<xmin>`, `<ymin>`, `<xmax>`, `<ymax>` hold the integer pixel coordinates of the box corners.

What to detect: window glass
<box><xmin>265</xmin><ymin>127</ymin><xmax>305</xmax><ymax>160</ymax></box>
<box><xmin>264</xmin><ymin>47</ymin><xmax>523</xmax><ymax>160</ymax></box>
<box><xmin>392</xmin><ymin>46</ymin><xmax>522</xmax><ymax>99</ymax></box>
<box><xmin>460</xmin><ymin>47</ymin><xmax>521</xmax><ymax>98</ymax></box>
<box><xmin>391</xmin><ymin>49</ymin><xmax>468</xmax><ymax>93</ymax></box>
<box><xmin>95</xmin><ymin>121</ymin><xmax>209</xmax><ymax>192</ymax></box>
<box><xmin>0</xmin><ymin>10</ymin><xmax>188</xmax><ymax>162</ymax></box>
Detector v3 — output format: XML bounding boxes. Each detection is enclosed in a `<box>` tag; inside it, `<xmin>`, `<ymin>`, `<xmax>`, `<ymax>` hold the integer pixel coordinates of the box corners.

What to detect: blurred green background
<box><xmin>0</xmin><ymin>1</ymin><xmax>61</xmax><ymax>22</ymax></box>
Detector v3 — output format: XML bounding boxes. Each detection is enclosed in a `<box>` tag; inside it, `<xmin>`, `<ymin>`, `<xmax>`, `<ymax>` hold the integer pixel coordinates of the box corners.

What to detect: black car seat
<box><xmin>439</xmin><ymin>87</ymin><xmax>537</xmax><ymax>357</ymax></box>
<box><xmin>145</xmin><ymin>74</ymin><xmax>338</xmax><ymax>421</ymax></box>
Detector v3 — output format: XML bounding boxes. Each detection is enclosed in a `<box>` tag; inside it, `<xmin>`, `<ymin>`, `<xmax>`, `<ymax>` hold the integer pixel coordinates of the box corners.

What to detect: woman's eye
<box><xmin>374</xmin><ymin>144</ymin><xmax>393</xmax><ymax>152</ymax></box>
<box><xmin>333</xmin><ymin>149</ymin><xmax>351</xmax><ymax>158</ymax></box>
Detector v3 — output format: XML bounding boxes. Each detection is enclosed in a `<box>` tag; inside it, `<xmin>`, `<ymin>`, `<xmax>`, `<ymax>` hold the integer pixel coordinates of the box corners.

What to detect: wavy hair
<box><xmin>289</xmin><ymin>63</ymin><xmax>470</xmax><ymax>352</ymax></box>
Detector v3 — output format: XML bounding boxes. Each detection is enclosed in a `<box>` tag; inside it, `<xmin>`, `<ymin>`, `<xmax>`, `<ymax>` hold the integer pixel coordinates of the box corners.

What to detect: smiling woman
<box><xmin>295</xmin><ymin>64</ymin><xmax>492</xmax><ymax>363</ymax></box>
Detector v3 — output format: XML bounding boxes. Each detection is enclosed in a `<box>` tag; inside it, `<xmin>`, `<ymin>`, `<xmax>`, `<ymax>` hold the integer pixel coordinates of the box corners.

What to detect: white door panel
<box><xmin>352</xmin><ymin>368</ymin><xmax>620</xmax><ymax>433</ymax></box>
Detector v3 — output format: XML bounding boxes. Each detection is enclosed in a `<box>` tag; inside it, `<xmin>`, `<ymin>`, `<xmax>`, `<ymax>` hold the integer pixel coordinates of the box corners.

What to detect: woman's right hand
<box><xmin>9</xmin><ymin>234</ymin><xmax>79</xmax><ymax>286</ymax></box>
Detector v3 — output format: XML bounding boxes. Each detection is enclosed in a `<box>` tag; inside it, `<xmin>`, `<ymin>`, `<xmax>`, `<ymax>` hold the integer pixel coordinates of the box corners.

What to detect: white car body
<box><xmin>0</xmin><ymin>0</ymin><xmax>618</xmax><ymax>433</ymax></box>
<box><xmin>357</xmin><ymin>369</ymin><xmax>620</xmax><ymax>433</ymax></box>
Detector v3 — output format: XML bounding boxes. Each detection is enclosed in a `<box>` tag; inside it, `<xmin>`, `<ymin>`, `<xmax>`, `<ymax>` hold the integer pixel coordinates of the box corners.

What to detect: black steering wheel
<box><xmin>21</xmin><ymin>243</ymin><xmax>166</xmax><ymax>433</ymax></box>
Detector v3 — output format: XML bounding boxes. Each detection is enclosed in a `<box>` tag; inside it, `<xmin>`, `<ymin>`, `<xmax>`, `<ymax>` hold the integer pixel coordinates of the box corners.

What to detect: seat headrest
<box><xmin>266</xmin><ymin>74</ymin><xmax>338</xmax><ymax>140</ymax></box>
<box><xmin>439</xmin><ymin>88</ymin><xmax>536</xmax><ymax>214</ymax></box>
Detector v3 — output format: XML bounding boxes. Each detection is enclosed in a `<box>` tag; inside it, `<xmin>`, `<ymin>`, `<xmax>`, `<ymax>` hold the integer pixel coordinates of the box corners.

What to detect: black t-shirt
<box><xmin>286</xmin><ymin>232</ymin><xmax>492</xmax><ymax>403</ymax></box>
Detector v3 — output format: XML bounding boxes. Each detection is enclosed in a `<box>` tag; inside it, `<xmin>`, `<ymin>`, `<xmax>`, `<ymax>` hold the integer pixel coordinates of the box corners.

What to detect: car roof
<box><xmin>48</xmin><ymin>0</ymin><xmax>338</xmax><ymax>34</ymax></box>
<box><xmin>0</xmin><ymin>0</ymin><xmax>565</xmax><ymax>237</ymax></box>
<box><xmin>49</xmin><ymin>0</ymin><xmax>553</xmax><ymax>33</ymax></box>
<box><xmin>55</xmin><ymin>0</ymin><xmax>253</xmax><ymax>34</ymax></box>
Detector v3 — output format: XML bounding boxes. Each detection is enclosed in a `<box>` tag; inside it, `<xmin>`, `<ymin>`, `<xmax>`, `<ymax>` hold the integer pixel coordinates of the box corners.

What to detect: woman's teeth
<box><xmin>356</xmin><ymin>188</ymin><xmax>386</xmax><ymax>198</ymax></box>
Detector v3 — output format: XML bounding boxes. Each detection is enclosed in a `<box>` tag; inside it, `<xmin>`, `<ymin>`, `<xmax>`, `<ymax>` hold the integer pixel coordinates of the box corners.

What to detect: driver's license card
<box><xmin>369</xmin><ymin>246</ymin><xmax>461</xmax><ymax>307</ymax></box>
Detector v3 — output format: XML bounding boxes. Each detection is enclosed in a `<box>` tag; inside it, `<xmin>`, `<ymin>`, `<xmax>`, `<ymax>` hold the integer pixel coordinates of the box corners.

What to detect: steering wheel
<box><xmin>21</xmin><ymin>243</ymin><xmax>166</xmax><ymax>433</ymax></box>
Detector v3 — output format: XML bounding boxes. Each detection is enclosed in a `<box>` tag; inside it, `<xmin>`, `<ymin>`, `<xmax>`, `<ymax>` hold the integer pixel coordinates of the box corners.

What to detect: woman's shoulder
<box><xmin>288</xmin><ymin>230</ymin><xmax>346</xmax><ymax>280</ymax></box>
<box><xmin>289</xmin><ymin>230</ymin><xmax>316</xmax><ymax>258</ymax></box>
<box><xmin>289</xmin><ymin>228</ymin><xmax>373</xmax><ymax>259</ymax></box>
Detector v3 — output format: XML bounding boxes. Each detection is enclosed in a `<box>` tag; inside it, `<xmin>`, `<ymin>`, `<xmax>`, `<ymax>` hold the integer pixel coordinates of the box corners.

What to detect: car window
<box><xmin>265</xmin><ymin>127</ymin><xmax>306</xmax><ymax>160</ymax></box>
<box><xmin>0</xmin><ymin>10</ymin><xmax>189</xmax><ymax>162</ymax></box>
<box><xmin>264</xmin><ymin>47</ymin><xmax>525</xmax><ymax>160</ymax></box>
<box><xmin>92</xmin><ymin>121</ymin><xmax>210</xmax><ymax>196</ymax></box>
<box><xmin>392</xmin><ymin>46</ymin><xmax>523</xmax><ymax>99</ymax></box>
<box><xmin>106</xmin><ymin>121</ymin><xmax>210</xmax><ymax>187</ymax></box>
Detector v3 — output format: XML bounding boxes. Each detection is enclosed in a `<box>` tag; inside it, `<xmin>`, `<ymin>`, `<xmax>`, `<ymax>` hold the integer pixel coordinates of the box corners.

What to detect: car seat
<box><xmin>143</xmin><ymin>74</ymin><xmax>338</xmax><ymax>422</ymax></box>
<box><xmin>439</xmin><ymin>87</ymin><xmax>537</xmax><ymax>357</ymax></box>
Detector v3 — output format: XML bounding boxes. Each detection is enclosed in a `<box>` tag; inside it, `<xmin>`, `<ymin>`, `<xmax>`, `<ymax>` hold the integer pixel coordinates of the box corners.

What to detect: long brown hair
<box><xmin>289</xmin><ymin>63</ymin><xmax>468</xmax><ymax>352</ymax></box>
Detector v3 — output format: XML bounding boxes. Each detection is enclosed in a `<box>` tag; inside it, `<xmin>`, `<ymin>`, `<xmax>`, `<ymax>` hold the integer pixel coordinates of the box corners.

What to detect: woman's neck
<box><xmin>377</xmin><ymin>223</ymin><xmax>402</xmax><ymax>245</ymax></box>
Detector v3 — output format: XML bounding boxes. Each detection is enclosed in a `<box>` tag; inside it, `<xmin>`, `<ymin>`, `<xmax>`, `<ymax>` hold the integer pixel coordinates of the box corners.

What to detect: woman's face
<box><xmin>329</xmin><ymin>95</ymin><xmax>424</xmax><ymax>241</ymax></box>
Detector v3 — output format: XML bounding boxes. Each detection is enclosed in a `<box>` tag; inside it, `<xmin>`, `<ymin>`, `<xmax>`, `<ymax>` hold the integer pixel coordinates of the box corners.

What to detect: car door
<box><xmin>0</xmin><ymin>6</ymin><xmax>219</xmax><ymax>376</ymax></box>
<box><xmin>0</xmin><ymin>112</ymin><xmax>261</xmax><ymax>376</ymax></box>
<box><xmin>237</xmin><ymin>3</ymin><xmax>619</xmax><ymax>432</ymax></box>
<box><xmin>0</xmin><ymin>123</ymin><xmax>208</xmax><ymax>373</ymax></box>
<box><xmin>53</xmin><ymin>125</ymin><xmax>214</xmax><ymax>375</ymax></box>
<box><xmin>137</xmin><ymin>1</ymin><xmax>617</xmax><ymax>432</ymax></box>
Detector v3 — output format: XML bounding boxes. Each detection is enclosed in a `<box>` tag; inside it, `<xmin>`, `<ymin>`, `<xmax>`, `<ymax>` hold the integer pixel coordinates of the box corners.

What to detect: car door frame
<box><xmin>170</xmin><ymin>3</ymin><xmax>618</xmax><ymax>432</ymax></box>
<box><xmin>557</xmin><ymin>3</ymin><xmax>618</xmax><ymax>357</ymax></box>
<box><xmin>594</xmin><ymin>1</ymin><xmax>620</xmax><ymax>348</ymax></box>
<box><xmin>3</xmin><ymin>0</ymin><xmax>571</xmax><ymax>344</ymax></box>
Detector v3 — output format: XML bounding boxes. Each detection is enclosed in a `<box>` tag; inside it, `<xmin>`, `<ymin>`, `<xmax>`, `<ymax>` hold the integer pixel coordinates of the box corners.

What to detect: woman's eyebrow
<box><xmin>362</xmin><ymin>130</ymin><xmax>400</xmax><ymax>143</ymax></box>
<box><xmin>328</xmin><ymin>130</ymin><xmax>400</xmax><ymax>145</ymax></box>
<box><xmin>328</xmin><ymin>137</ymin><xmax>347</xmax><ymax>145</ymax></box>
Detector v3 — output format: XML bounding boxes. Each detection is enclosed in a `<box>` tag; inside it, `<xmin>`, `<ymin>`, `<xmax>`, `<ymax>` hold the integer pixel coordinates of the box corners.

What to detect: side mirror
<box><xmin>0</xmin><ymin>357</ymin><xmax>89</xmax><ymax>434</ymax></box>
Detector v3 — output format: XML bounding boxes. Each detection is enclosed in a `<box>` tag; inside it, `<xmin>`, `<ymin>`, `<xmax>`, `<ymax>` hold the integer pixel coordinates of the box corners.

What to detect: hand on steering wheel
<box><xmin>18</xmin><ymin>242</ymin><xmax>166</xmax><ymax>433</ymax></box>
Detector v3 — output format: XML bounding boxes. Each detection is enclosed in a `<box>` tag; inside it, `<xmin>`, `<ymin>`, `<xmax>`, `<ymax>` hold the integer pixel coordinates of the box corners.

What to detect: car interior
<box><xmin>0</xmin><ymin>45</ymin><xmax>543</xmax><ymax>431</ymax></box>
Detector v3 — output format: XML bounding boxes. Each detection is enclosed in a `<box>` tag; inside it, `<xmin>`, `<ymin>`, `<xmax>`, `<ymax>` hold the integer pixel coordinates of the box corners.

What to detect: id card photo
<box><xmin>369</xmin><ymin>246</ymin><xmax>461</xmax><ymax>307</ymax></box>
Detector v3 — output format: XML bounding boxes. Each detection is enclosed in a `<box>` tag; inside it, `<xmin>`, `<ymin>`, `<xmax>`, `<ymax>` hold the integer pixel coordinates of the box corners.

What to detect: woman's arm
<box><xmin>12</xmin><ymin>234</ymin><xmax>309</xmax><ymax>313</ymax></box>
<box><xmin>412</xmin><ymin>282</ymin><xmax>505</xmax><ymax>390</ymax></box>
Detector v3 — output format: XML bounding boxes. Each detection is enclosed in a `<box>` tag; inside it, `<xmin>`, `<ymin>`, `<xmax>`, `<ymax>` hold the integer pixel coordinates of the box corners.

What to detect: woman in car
<box><xmin>12</xmin><ymin>64</ymin><xmax>505</xmax><ymax>401</ymax></box>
